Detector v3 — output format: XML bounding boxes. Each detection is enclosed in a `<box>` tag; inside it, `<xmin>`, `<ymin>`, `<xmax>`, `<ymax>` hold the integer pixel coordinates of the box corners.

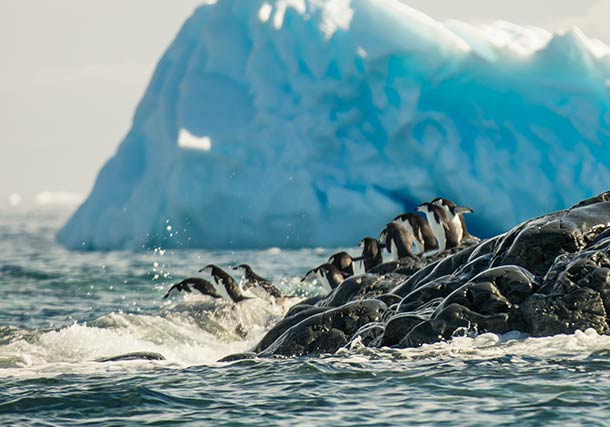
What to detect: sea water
<box><xmin>2</xmin><ymin>208</ymin><xmax>610</xmax><ymax>426</ymax></box>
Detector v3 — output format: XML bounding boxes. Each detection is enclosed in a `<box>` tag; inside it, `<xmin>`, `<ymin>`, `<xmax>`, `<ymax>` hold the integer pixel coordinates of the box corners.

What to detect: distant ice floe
<box><xmin>35</xmin><ymin>192</ymin><xmax>84</xmax><ymax>207</ymax></box>
<box><xmin>8</xmin><ymin>194</ymin><xmax>22</xmax><ymax>207</ymax></box>
<box><xmin>58</xmin><ymin>0</ymin><xmax>610</xmax><ymax>251</ymax></box>
<box><xmin>5</xmin><ymin>192</ymin><xmax>84</xmax><ymax>209</ymax></box>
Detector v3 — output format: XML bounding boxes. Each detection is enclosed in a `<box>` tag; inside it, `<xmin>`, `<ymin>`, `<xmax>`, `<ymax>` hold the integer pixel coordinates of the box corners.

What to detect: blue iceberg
<box><xmin>58</xmin><ymin>0</ymin><xmax>610</xmax><ymax>250</ymax></box>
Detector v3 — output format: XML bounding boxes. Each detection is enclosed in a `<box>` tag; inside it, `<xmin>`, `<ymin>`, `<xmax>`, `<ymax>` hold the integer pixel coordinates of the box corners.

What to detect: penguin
<box><xmin>199</xmin><ymin>264</ymin><xmax>249</xmax><ymax>303</ymax></box>
<box><xmin>302</xmin><ymin>263</ymin><xmax>345</xmax><ymax>291</ymax></box>
<box><xmin>328</xmin><ymin>251</ymin><xmax>355</xmax><ymax>277</ymax></box>
<box><xmin>392</xmin><ymin>212</ymin><xmax>439</xmax><ymax>255</ymax></box>
<box><xmin>381</xmin><ymin>221</ymin><xmax>416</xmax><ymax>261</ymax></box>
<box><xmin>232</xmin><ymin>264</ymin><xmax>282</xmax><ymax>298</ymax></box>
<box><xmin>358</xmin><ymin>237</ymin><xmax>383</xmax><ymax>272</ymax></box>
<box><xmin>416</xmin><ymin>202</ymin><xmax>459</xmax><ymax>252</ymax></box>
<box><xmin>163</xmin><ymin>277</ymin><xmax>222</xmax><ymax>300</ymax></box>
<box><xmin>431</xmin><ymin>197</ymin><xmax>474</xmax><ymax>243</ymax></box>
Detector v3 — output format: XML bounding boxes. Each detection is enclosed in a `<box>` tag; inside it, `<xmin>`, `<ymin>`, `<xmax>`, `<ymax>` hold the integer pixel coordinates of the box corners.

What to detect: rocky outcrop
<box><xmin>228</xmin><ymin>193</ymin><xmax>610</xmax><ymax>359</ymax></box>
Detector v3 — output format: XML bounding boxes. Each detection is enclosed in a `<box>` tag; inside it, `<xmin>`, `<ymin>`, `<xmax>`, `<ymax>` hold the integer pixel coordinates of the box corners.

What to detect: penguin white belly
<box><xmin>354</xmin><ymin>260</ymin><xmax>366</xmax><ymax>276</ymax></box>
<box><xmin>425</xmin><ymin>213</ymin><xmax>446</xmax><ymax>252</ymax></box>
<box><xmin>451</xmin><ymin>215</ymin><xmax>463</xmax><ymax>242</ymax></box>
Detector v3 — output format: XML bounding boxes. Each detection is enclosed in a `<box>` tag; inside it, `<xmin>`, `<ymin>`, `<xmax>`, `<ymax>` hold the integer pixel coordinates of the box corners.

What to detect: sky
<box><xmin>1</xmin><ymin>0</ymin><xmax>610</xmax><ymax>207</ymax></box>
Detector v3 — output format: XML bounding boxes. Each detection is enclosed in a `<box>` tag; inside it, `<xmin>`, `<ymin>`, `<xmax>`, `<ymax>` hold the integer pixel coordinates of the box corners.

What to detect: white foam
<box><xmin>390</xmin><ymin>329</ymin><xmax>610</xmax><ymax>361</ymax></box>
<box><xmin>0</xmin><ymin>296</ymin><xmax>303</xmax><ymax>377</ymax></box>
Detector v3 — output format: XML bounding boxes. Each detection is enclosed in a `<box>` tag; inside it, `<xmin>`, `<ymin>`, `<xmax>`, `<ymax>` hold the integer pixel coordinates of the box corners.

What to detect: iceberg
<box><xmin>58</xmin><ymin>0</ymin><xmax>610</xmax><ymax>250</ymax></box>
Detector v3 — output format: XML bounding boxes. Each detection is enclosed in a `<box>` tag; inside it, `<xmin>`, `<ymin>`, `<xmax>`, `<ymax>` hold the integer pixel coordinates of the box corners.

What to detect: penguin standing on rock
<box><xmin>199</xmin><ymin>264</ymin><xmax>249</xmax><ymax>303</ymax></box>
<box><xmin>393</xmin><ymin>212</ymin><xmax>439</xmax><ymax>256</ymax></box>
<box><xmin>328</xmin><ymin>251</ymin><xmax>356</xmax><ymax>277</ymax></box>
<box><xmin>381</xmin><ymin>221</ymin><xmax>417</xmax><ymax>261</ymax></box>
<box><xmin>358</xmin><ymin>237</ymin><xmax>383</xmax><ymax>272</ymax></box>
<box><xmin>302</xmin><ymin>263</ymin><xmax>345</xmax><ymax>291</ymax></box>
<box><xmin>431</xmin><ymin>197</ymin><xmax>474</xmax><ymax>243</ymax></box>
<box><xmin>416</xmin><ymin>202</ymin><xmax>459</xmax><ymax>252</ymax></box>
<box><xmin>232</xmin><ymin>264</ymin><xmax>282</xmax><ymax>299</ymax></box>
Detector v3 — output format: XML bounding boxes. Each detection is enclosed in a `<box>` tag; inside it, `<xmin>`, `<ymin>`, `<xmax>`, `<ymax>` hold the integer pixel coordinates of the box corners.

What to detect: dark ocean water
<box><xmin>2</xmin><ymin>208</ymin><xmax>610</xmax><ymax>426</ymax></box>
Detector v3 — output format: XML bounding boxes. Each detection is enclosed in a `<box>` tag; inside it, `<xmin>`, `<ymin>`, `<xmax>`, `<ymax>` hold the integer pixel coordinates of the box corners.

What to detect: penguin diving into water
<box><xmin>163</xmin><ymin>277</ymin><xmax>223</xmax><ymax>300</ymax></box>
<box><xmin>232</xmin><ymin>264</ymin><xmax>282</xmax><ymax>299</ymax></box>
<box><xmin>199</xmin><ymin>264</ymin><xmax>249</xmax><ymax>303</ymax></box>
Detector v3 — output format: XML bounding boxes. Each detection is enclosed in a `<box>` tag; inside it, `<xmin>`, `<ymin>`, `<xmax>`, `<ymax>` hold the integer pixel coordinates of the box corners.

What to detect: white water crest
<box><xmin>0</xmin><ymin>295</ymin><xmax>302</xmax><ymax>377</ymax></box>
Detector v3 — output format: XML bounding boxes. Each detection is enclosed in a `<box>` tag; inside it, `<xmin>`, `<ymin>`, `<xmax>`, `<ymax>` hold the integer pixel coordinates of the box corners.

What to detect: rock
<box><xmin>260</xmin><ymin>299</ymin><xmax>387</xmax><ymax>357</ymax></box>
<box><xmin>347</xmin><ymin>322</ymin><xmax>386</xmax><ymax>348</ymax></box>
<box><xmin>381</xmin><ymin>313</ymin><xmax>427</xmax><ymax>347</ymax></box>
<box><xmin>521</xmin><ymin>288</ymin><xmax>610</xmax><ymax>336</ymax></box>
<box><xmin>399</xmin><ymin>304</ymin><xmax>511</xmax><ymax>348</ymax></box>
<box><xmin>375</xmin><ymin>293</ymin><xmax>403</xmax><ymax>307</ymax></box>
<box><xmin>492</xmin><ymin>202</ymin><xmax>610</xmax><ymax>275</ymax></box>
<box><xmin>255</xmin><ymin>193</ymin><xmax>610</xmax><ymax>356</ymax></box>
<box><xmin>95</xmin><ymin>352</ymin><xmax>166</xmax><ymax>362</ymax></box>
<box><xmin>218</xmin><ymin>352</ymin><xmax>258</xmax><ymax>362</ymax></box>
<box><xmin>285</xmin><ymin>304</ymin><xmax>318</xmax><ymax>318</ymax></box>
<box><xmin>255</xmin><ymin>306</ymin><xmax>330</xmax><ymax>352</ymax></box>
<box><xmin>323</xmin><ymin>274</ymin><xmax>402</xmax><ymax>307</ymax></box>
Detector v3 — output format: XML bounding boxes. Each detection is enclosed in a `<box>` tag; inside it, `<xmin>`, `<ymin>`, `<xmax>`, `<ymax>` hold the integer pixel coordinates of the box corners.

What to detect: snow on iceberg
<box><xmin>58</xmin><ymin>0</ymin><xmax>610</xmax><ymax>250</ymax></box>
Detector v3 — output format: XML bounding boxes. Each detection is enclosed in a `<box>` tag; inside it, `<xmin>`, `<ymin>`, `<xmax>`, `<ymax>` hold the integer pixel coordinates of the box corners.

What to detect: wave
<box><xmin>343</xmin><ymin>328</ymin><xmax>610</xmax><ymax>364</ymax></box>
<box><xmin>0</xmin><ymin>294</ymin><xmax>301</xmax><ymax>375</ymax></box>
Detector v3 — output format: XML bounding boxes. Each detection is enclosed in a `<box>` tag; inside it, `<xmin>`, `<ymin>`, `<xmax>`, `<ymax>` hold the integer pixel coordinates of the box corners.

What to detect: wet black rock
<box><xmin>255</xmin><ymin>306</ymin><xmax>330</xmax><ymax>352</ymax></box>
<box><xmin>244</xmin><ymin>194</ymin><xmax>610</xmax><ymax>359</ymax></box>
<box><xmin>259</xmin><ymin>299</ymin><xmax>387</xmax><ymax>357</ymax></box>
<box><xmin>96</xmin><ymin>351</ymin><xmax>166</xmax><ymax>362</ymax></box>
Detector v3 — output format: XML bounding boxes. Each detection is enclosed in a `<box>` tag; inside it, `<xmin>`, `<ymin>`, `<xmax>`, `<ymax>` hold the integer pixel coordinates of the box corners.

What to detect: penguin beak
<box><xmin>455</xmin><ymin>206</ymin><xmax>474</xmax><ymax>214</ymax></box>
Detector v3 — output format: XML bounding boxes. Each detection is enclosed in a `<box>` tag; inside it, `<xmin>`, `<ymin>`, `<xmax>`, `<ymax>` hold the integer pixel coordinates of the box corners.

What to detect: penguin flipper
<box><xmin>163</xmin><ymin>282</ymin><xmax>188</xmax><ymax>299</ymax></box>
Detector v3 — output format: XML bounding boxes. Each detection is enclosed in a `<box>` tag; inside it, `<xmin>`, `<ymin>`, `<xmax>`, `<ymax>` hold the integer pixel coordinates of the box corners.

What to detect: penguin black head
<box><xmin>198</xmin><ymin>264</ymin><xmax>215</xmax><ymax>273</ymax></box>
<box><xmin>232</xmin><ymin>264</ymin><xmax>252</xmax><ymax>272</ymax></box>
<box><xmin>328</xmin><ymin>251</ymin><xmax>355</xmax><ymax>277</ymax></box>
<box><xmin>301</xmin><ymin>263</ymin><xmax>343</xmax><ymax>289</ymax></box>
<box><xmin>379</xmin><ymin>226</ymin><xmax>389</xmax><ymax>245</ymax></box>
<box><xmin>359</xmin><ymin>237</ymin><xmax>379</xmax><ymax>249</ymax></box>
<box><xmin>431</xmin><ymin>197</ymin><xmax>474</xmax><ymax>215</ymax></box>
<box><xmin>415</xmin><ymin>202</ymin><xmax>434</xmax><ymax>212</ymax></box>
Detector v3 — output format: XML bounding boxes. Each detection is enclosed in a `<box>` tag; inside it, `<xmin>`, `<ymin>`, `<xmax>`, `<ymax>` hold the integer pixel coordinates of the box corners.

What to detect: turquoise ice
<box><xmin>59</xmin><ymin>0</ymin><xmax>610</xmax><ymax>250</ymax></box>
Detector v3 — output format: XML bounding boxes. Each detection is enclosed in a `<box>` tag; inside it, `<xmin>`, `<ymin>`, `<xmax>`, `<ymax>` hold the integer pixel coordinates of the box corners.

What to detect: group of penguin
<box><xmin>163</xmin><ymin>197</ymin><xmax>475</xmax><ymax>303</ymax></box>
<box><xmin>163</xmin><ymin>264</ymin><xmax>282</xmax><ymax>303</ymax></box>
<box><xmin>302</xmin><ymin>197</ymin><xmax>475</xmax><ymax>291</ymax></box>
